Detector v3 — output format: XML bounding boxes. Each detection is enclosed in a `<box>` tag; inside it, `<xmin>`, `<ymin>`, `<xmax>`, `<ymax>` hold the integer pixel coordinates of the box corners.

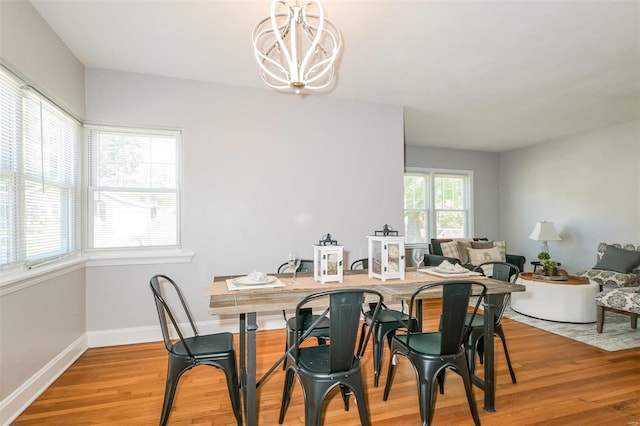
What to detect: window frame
<box><xmin>0</xmin><ymin>66</ymin><xmax>82</xmax><ymax>275</ymax></box>
<box><xmin>84</xmin><ymin>125</ymin><xmax>183</xmax><ymax>253</ymax></box>
<box><xmin>404</xmin><ymin>167</ymin><xmax>474</xmax><ymax>248</ymax></box>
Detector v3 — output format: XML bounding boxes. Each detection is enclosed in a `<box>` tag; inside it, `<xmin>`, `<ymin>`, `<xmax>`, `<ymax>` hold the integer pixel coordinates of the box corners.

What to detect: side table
<box><xmin>510</xmin><ymin>272</ymin><xmax>598</xmax><ymax>323</ymax></box>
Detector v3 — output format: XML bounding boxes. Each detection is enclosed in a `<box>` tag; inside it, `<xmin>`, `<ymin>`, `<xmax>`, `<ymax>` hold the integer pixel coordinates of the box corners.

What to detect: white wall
<box><xmin>0</xmin><ymin>1</ymin><xmax>86</xmax><ymax>421</ymax></box>
<box><xmin>500</xmin><ymin>120</ymin><xmax>640</xmax><ymax>273</ymax></box>
<box><xmin>404</xmin><ymin>145</ymin><xmax>502</xmax><ymax>239</ymax></box>
<box><xmin>0</xmin><ymin>0</ymin><xmax>85</xmax><ymax>118</ymax></box>
<box><xmin>84</xmin><ymin>68</ymin><xmax>405</xmax><ymax>333</ymax></box>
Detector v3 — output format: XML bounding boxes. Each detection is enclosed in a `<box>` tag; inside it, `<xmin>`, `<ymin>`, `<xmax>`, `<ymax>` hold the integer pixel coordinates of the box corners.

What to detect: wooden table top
<box><xmin>519</xmin><ymin>272</ymin><xmax>590</xmax><ymax>285</ymax></box>
<box><xmin>207</xmin><ymin>270</ymin><xmax>526</xmax><ymax>315</ymax></box>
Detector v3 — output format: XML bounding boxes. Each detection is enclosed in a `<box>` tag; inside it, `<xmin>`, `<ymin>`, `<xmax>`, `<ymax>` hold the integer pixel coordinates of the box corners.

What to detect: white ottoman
<box><xmin>510</xmin><ymin>272</ymin><xmax>599</xmax><ymax>323</ymax></box>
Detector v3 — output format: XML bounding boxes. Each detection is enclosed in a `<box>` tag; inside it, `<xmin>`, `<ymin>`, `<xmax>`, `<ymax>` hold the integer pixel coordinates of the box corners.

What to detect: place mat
<box><xmin>225</xmin><ymin>277</ymin><xmax>287</xmax><ymax>291</ymax></box>
<box><xmin>421</xmin><ymin>268</ymin><xmax>483</xmax><ymax>278</ymax></box>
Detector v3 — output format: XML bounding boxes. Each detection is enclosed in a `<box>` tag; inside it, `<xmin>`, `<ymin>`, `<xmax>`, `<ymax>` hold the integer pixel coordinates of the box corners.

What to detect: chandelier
<box><xmin>252</xmin><ymin>0</ymin><xmax>342</xmax><ymax>94</ymax></box>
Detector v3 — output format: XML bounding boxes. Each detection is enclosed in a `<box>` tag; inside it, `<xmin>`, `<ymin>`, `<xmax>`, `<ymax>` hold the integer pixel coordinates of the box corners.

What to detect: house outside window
<box><xmin>85</xmin><ymin>126</ymin><xmax>181</xmax><ymax>250</ymax></box>
<box><xmin>404</xmin><ymin>169</ymin><xmax>473</xmax><ymax>246</ymax></box>
<box><xmin>0</xmin><ymin>66</ymin><xmax>81</xmax><ymax>271</ymax></box>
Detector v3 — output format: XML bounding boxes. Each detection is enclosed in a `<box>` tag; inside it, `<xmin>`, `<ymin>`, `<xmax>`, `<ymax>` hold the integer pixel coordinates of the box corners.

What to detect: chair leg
<box><xmin>340</xmin><ymin>385</ymin><xmax>351</xmax><ymax>411</ymax></box>
<box><xmin>597</xmin><ymin>305</ymin><xmax>605</xmax><ymax>333</ymax></box>
<box><xmin>457</xmin><ymin>361</ymin><xmax>481</xmax><ymax>426</ymax></box>
<box><xmin>631</xmin><ymin>313</ymin><xmax>638</xmax><ymax>329</ymax></box>
<box><xmin>382</xmin><ymin>354</ymin><xmax>398</xmax><ymax>401</ymax></box>
<box><xmin>351</xmin><ymin>380</ymin><xmax>371</xmax><ymax>426</ymax></box>
<box><xmin>415</xmin><ymin>370</ymin><xmax>438</xmax><ymax>426</ymax></box>
<box><xmin>160</xmin><ymin>357</ymin><xmax>190</xmax><ymax>426</ymax></box>
<box><xmin>278</xmin><ymin>368</ymin><xmax>296</xmax><ymax>424</ymax></box>
<box><xmin>498</xmin><ymin>333</ymin><xmax>517</xmax><ymax>384</ymax></box>
<box><xmin>357</xmin><ymin>321</ymin><xmax>368</xmax><ymax>355</ymax></box>
<box><xmin>218</xmin><ymin>358</ymin><xmax>243</xmax><ymax>426</ymax></box>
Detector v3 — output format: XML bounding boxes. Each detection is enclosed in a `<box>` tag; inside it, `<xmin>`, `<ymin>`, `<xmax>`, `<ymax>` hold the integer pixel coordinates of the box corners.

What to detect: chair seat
<box><xmin>596</xmin><ymin>287</ymin><xmax>640</xmax><ymax>313</ymax></box>
<box><xmin>286</xmin><ymin>314</ymin><xmax>331</xmax><ymax>332</ymax></box>
<box><xmin>297</xmin><ymin>345</ymin><xmax>361</xmax><ymax>375</ymax></box>
<box><xmin>172</xmin><ymin>332</ymin><xmax>235</xmax><ymax>358</ymax></box>
<box><xmin>364</xmin><ymin>309</ymin><xmax>411</xmax><ymax>323</ymax></box>
<box><xmin>395</xmin><ymin>333</ymin><xmax>446</xmax><ymax>355</ymax></box>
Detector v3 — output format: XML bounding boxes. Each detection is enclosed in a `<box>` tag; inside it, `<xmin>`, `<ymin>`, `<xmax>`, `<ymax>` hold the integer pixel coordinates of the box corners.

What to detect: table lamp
<box><xmin>529</xmin><ymin>221</ymin><xmax>561</xmax><ymax>256</ymax></box>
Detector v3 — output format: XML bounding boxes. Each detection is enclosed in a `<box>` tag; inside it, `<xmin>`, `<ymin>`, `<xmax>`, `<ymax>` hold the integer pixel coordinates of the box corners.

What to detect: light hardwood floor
<box><xmin>13</xmin><ymin>299</ymin><xmax>640</xmax><ymax>425</ymax></box>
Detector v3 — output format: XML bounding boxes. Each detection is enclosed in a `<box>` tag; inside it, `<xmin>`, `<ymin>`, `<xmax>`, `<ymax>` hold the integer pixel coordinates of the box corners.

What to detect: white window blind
<box><xmin>86</xmin><ymin>126</ymin><xmax>180</xmax><ymax>249</ymax></box>
<box><xmin>0</xmin><ymin>66</ymin><xmax>81</xmax><ymax>269</ymax></box>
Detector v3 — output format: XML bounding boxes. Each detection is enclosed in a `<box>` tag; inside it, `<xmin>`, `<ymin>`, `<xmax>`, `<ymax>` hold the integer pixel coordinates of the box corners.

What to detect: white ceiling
<box><xmin>30</xmin><ymin>0</ymin><xmax>640</xmax><ymax>152</ymax></box>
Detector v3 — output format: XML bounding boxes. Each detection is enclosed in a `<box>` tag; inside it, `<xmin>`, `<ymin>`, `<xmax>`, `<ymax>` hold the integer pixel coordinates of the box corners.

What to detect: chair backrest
<box><xmin>406</xmin><ymin>280</ymin><xmax>487</xmax><ymax>355</ymax></box>
<box><xmin>472</xmin><ymin>261</ymin><xmax>520</xmax><ymax>324</ymax></box>
<box><xmin>291</xmin><ymin>289</ymin><xmax>383</xmax><ymax>372</ymax></box>
<box><xmin>350</xmin><ymin>258</ymin><xmax>368</xmax><ymax>270</ymax></box>
<box><xmin>149</xmin><ymin>274</ymin><xmax>198</xmax><ymax>357</ymax></box>
<box><xmin>277</xmin><ymin>259</ymin><xmax>314</xmax><ymax>273</ymax></box>
<box><xmin>473</xmin><ymin>261</ymin><xmax>520</xmax><ymax>283</ymax></box>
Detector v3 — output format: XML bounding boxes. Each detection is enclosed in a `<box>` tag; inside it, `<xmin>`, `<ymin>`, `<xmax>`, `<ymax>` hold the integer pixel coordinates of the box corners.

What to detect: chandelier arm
<box><xmin>301</xmin><ymin>33</ymin><xmax>340</xmax><ymax>84</ymax></box>
<box><xmin>269</xmin><ymin>1</ymin><xmax>296</xmax><ymax>81</ymax></box>
<box><xmin>298</xmin><ymin>2</ymin><xmax>326</xmax><ymax>80</ymax></box>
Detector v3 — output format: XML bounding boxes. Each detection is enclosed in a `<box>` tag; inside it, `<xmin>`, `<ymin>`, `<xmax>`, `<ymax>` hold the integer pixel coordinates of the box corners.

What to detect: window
<box><xmin>86</xmin><ymin>126</ymin><xmax>181</xmax><ymax>250</ymax></box>
<box><xmin>404</xmin><ymin>169</ymin><xmax>472</xmax><ymax>245</ymax></box>
<box><xmin>0</xmin><ymin>66</ymin><xmax>81</xmax><ymax>270</ymax></box>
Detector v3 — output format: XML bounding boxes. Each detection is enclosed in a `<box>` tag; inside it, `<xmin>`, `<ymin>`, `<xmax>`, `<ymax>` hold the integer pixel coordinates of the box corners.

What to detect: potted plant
<box><xmin>537</xmin><ymin>251</ymin><xmax>551</xmax><ymax>262</ymax></box>
<box><xmin>542</xmin><ymin>259</ymin><xmax>558</xmax><ymax>276</ymax></box>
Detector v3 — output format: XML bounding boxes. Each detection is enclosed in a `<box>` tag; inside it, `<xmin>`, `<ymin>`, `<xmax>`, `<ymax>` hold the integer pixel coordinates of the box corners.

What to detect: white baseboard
<box><xmin>87</xmin><ymin>312</ymin><xmax>287</xmax><ymax>348</ymax></box>
<box><xmin>0</xmin><ymin>334</ymin><xmax>88</xmax><ymax>426</ymax></box>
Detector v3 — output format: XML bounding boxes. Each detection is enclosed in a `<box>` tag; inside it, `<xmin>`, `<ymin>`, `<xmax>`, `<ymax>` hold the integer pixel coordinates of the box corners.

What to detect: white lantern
<box><xmin>313</xmin><ymin>234</ymin><xmax>344</xmax><ymax>283</ymax></box>
<box><xmin>368</xmin><ymin>225</ymin><xmax>405</xmax><ymax>281</ymax></box>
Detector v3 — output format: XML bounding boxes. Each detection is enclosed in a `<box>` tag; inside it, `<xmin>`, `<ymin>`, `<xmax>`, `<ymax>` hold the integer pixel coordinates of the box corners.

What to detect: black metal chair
<box><xmin>383</xmin><ymin>280</ymin><xmax>487</xmax><ymax>426</ymax></box>
<box><xmin>279</xmin><ymin>288</ymin><xmax>383</xmax><ymax>426</ymax></box>
<box><xmin>277</xmin><ymin>260</ymin><xmax>330</xmax><ymax>364</ymax></box>
<box><xmin>149</xmin><ymin>275</ymin><xmax>242</xmax><ymax>426</ymax></box>
<box><xmin>467</xmin><ymin>261</ymin><xmax>519</xmax><ymax>384</ymax></box>
<box><xmin>356</xmin><ymin>301</ymin><xmax>417</xmax><ymax>387</ymax></box>
<box><xmin>353</xmin><ymin>253</ymin><xmax>414</xmax><ymax>387</ymax></box>
<box><xmin>350</xmin><ymin>258</ymin><xmax>369</xmax><ymax>270</ymax></box>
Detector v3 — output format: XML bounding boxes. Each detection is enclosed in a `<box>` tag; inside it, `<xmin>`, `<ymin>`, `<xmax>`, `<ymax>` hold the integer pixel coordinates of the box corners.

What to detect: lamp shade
<box><xmin>529</xmin><ymin>221</ymin><xmax>561</xmax><ymax>242</ymax></box>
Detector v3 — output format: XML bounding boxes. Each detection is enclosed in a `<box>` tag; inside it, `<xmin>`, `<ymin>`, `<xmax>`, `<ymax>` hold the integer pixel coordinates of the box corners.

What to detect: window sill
<box><xmin>0</xmin><ymin>256</ymin><xmax>89</xmax><ymax>295</ymax></box>
<box><xmin>85</xmin><ymin>249</ymin><xmax>195</xmax><ymax>267</ymax></box>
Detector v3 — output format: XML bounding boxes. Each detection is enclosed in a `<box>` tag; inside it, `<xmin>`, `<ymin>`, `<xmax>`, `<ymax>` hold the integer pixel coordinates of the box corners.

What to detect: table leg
<box><xmin>246</xmin><ymin>312</ymin><xmax>258</xmax><ymax>426</ymax></box>
<box><xmin>482</xmin><ymin>294</ymin><xmax>497</xmax><ymax>412</ymax></box>
<box><xmin>238</xmin><ymin>313</ymin><xmax>259</xmax><ymax>425</ymax></box>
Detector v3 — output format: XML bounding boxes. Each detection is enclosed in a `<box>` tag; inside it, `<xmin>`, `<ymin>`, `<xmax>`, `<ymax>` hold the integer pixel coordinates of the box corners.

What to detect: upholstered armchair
<box><xmin>577</xmin><ymin>243</ymin><xmax>640</xmax><ymax>289</ymax></box>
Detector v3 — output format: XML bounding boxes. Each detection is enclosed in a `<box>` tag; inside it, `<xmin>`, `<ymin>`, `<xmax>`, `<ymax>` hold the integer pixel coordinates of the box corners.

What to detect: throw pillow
<box><xmin>467</xmin><ymin>246</ymin><xmax>503</xmax><ymax>266</ymax></box>
<box><xmin>594</xmin><ymin>245</ymin><xmax>640</xmax><ymax>273</ymax></box>
<box><xmin>471</xmin><ymin>241</ymin><xmax>494</xmax><ymax>249</ymax></box>
<box><xmin>440</xmin><ymin>240</ymin><xmax>461</xmax><ymax>261</ymax></box>
<box><xmin>493</xmin><ymin>241</ymin><xmax>507</xmax><ymax>261</ymax></box>
<box><xmin>456</xmin><ymin>241</ymin><xmax>472</xmax><ymax>264</ymax></box>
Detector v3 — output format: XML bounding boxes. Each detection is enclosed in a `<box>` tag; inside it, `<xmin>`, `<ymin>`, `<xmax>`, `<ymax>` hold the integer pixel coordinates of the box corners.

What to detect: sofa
<box><xmin>424</xmin><ymin>238</ymin><xmax>526</xmax><ymax>273</ymax></box>
<box><xmin>577</xmin><ymin>243</ymin><xmax>640</xmax><ymax>289</ymax></box>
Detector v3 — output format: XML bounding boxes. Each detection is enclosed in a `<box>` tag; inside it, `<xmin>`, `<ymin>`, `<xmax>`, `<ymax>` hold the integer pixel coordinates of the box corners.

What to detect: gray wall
<box><xmin>500</xmin><ymin>120</ymin><xmax>640</xmax><ymax>274</ymax></box>
<box><xmin>405</xmin><ymin>146</ymin><xmax>502</xmax><ymax>239</ymax></box>
<box><xmin>84</xmin><ymin>68</ymin><xmax>405</xmax><ymax>333</ymax></box>
<box><xmin>0</xmin><ymin>0</ymin><xmax>86</xmax><ymax>417</ymax></box>
<box><xmin>0</xmin><ymin>0</ymin><xmax>85</xmax><ymax>118</ymax></box>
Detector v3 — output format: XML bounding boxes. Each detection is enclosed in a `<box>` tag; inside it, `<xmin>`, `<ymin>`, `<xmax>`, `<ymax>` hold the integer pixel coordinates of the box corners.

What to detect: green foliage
<box><xmin>537</xmin><ymin>251</ymin><xmax>551</xmax><ymax>261</ymax></box>
<box><xmin>542</xmin><ymin>259</ymin><xmax>557</xmax><ymax>268</ymax></box>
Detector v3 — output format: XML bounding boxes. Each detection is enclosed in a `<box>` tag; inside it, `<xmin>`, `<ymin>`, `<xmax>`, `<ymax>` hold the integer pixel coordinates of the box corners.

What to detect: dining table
<box><xmin>207</xmin><ymin>269</ymin><xmax>525</xmax><ymax>426</ymax></box>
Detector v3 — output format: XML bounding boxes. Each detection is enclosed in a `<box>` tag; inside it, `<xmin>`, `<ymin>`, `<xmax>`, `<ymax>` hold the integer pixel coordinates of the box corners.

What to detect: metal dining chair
<box><xmin>149</xmin><ymin>274</ymin><xmax>242</xmax><ymax>426</ymax></box>
<box><xmin>277</xmin><ymin>260</ymin><xmax>330</xmax><ymax>365</ymax></box>
<box><xmin>279</xmin><ymin>288</ymin><xmax>384</xmax><ymax>426</ymax></box>
<box><xmin>467</xmin><ymin>261</ymin><xmax>519</xmax><ymax>383</ymax></box>
<box><xmin>383</xmin><ymin>280</ymin><xmax>487</xmax><ymax>426</ymax></box>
